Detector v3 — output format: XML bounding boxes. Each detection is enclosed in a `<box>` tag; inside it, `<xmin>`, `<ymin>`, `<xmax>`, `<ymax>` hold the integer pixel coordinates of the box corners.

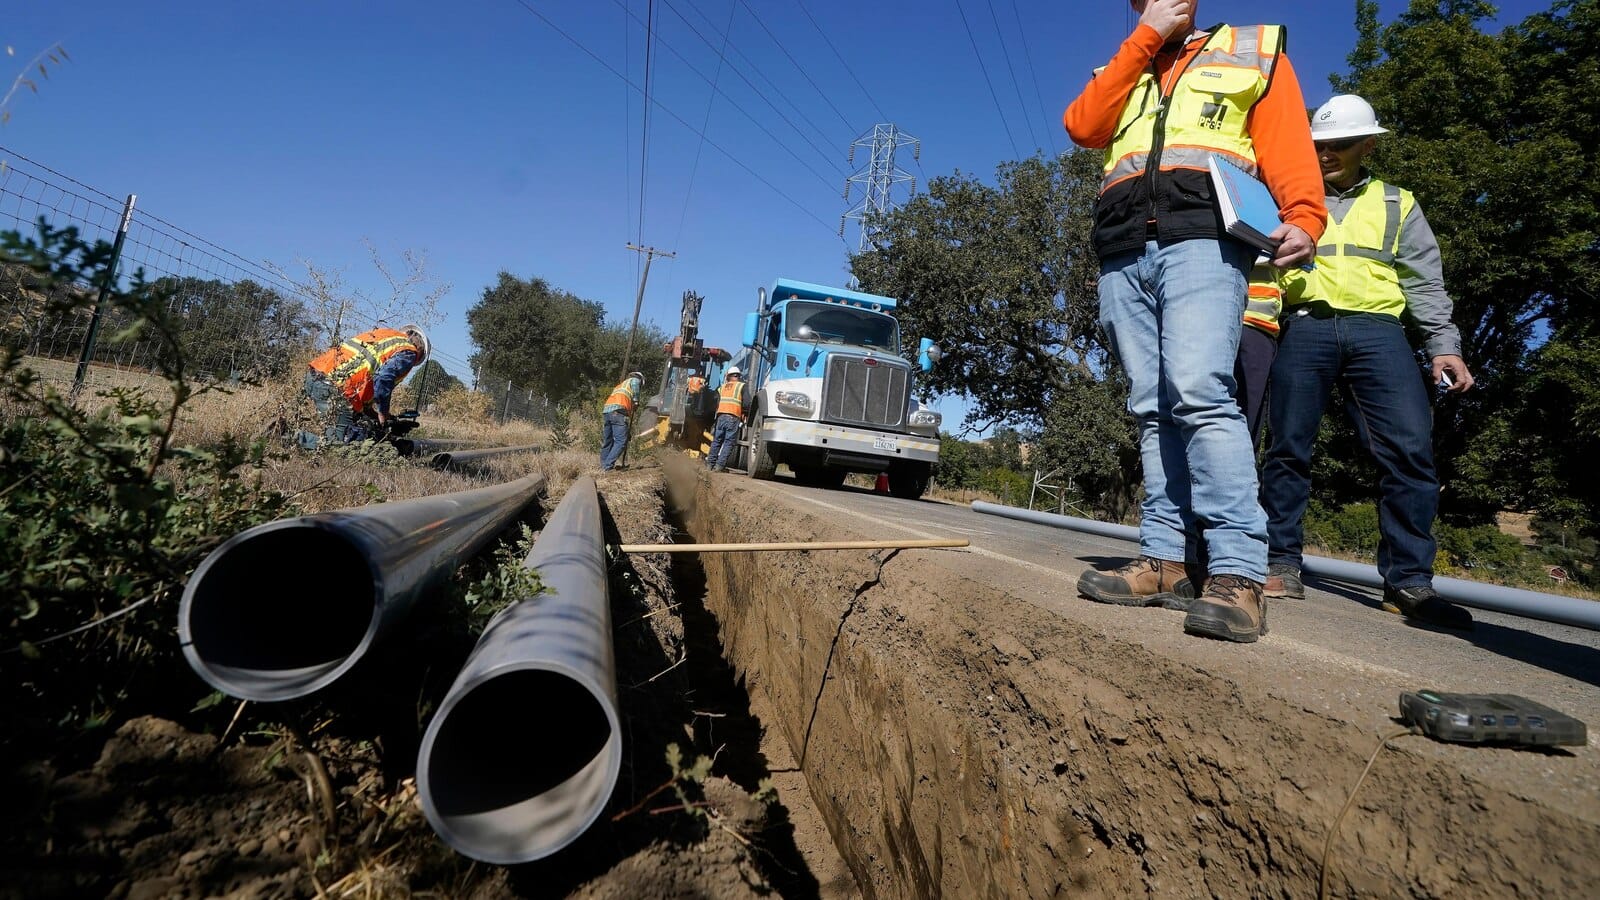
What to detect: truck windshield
<box><xmin>784</xmin><ymin>301</ymin><xmax>899</xmax><ymax>353</ymax></box>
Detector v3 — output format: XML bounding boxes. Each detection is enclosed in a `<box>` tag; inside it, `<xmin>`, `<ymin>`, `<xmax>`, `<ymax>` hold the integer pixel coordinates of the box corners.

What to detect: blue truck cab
<box><xmin>732</xmin><ymin>278</ymin><xmax>941</xmax><ymax>498</ymax></box>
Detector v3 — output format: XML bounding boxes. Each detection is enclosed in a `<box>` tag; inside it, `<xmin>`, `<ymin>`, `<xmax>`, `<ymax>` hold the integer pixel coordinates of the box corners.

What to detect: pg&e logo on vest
<box><xmin>1200</xmin><ymin>95</ymin><xmax>1227</xmax><ymax>131</ymax></box>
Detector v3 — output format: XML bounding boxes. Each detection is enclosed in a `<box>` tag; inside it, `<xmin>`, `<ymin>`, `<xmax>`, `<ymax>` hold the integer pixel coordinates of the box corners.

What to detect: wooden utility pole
<box><xmin>621</xmin><ymin>243</ymin><xmax>675</xmax><ymax>378</ymax></box>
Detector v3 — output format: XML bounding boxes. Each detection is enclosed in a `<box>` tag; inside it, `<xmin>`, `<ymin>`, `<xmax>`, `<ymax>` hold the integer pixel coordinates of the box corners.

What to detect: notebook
<box><xmin>1208</xmin><ymin>153</ymin><xmax>1285</xmax><ymax>258</ymax></box>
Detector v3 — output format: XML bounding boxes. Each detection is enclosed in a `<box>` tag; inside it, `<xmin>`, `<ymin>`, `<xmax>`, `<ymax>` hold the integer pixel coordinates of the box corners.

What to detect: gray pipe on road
<box><xmin>417</xmin><ymin>476</ymin><xmax>620</xmax><ymax>864</ymax></box>
<box><xmin>971</xmin><ymin>501</ymin><xmax>1600</xmax><ymax>632</ymax></box>
<box><xmin>179</xmin><ymin>473</ymin><xmax>547</xmax><ymax>702</ymax></box>
<box><xmin>430</xmin><ymin>444</ymin><xmax>542</xmax><ymax>474</ymax></box>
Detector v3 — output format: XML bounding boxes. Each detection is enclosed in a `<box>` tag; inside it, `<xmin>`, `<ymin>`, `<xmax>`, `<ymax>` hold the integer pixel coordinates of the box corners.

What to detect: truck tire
<box><xmin>887</xmin><ymin>461</ymin><xmax>931</xmax><ymax>500</ymax></box>
<box><xmin>745</xmin><ymin>411</ymin><xmax>776</xmax><ymax>480</ymax></box>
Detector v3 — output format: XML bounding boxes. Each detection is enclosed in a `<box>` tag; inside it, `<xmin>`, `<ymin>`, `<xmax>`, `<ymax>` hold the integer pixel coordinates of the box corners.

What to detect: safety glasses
<box><xmin>1314</xmin><ymin>136</ymin><xmax>1365</xmax><ymax>152</ymax></box>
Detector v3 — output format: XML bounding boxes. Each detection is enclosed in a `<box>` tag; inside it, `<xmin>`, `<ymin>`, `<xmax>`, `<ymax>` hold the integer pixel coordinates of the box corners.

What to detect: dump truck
<box><xmin>732</xmin><ymin>278</ymin><xmax>941</xmax><ymax>498</ymax></box>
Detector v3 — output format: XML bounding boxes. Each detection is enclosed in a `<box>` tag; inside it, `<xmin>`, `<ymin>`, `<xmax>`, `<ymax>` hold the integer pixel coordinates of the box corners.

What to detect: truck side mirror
<box><xmin>918</xmin><ymin>338</ymin><xmax>942</xmax><ymax>372</ymax></box>
<box><xmin>742</xmin><ymin>312</ymin><xmax>760</xmax><ymax>349</ymax></box>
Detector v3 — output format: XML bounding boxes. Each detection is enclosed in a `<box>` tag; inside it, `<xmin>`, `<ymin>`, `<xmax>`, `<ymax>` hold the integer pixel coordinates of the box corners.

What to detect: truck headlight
<box><xmin>910</xmin><ymin>409</ymin><xmax>941</xmax><ymax>428</ymax></box>
<box><xmin>774</xmin><ymin>390</ymin><xmax>813</xmax><ymax>414</ymax></box>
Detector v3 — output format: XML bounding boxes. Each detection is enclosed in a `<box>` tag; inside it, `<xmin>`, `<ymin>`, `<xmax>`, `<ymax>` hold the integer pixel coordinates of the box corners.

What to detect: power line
<box><xmin>1009</xmin><ymin>0</ymin><xmax>1060</xmax><ymax>157</ymax></box>
<box><xmin>985</xmin><ymin>0</ymin><xmax>1040</xmax><ymax>151</ymax></box>
<box><xmin>623</xmin><ymin>2</ymin><xmax>636</xmax><ymax>284</ymax></box>
<box><xmin>608</xmin><ymin>0</ymin><xmax>843</xmax><ymax>191</ymax></box>
<box><xmin>953</xmin><ymin>0</ymin><xmax>1020</xmax><ymax>159</ymax></box>
<box><xmin>510</xmin><ymin>0</ymin><xmax>840</xmax><ymax>238</ymax></box>
<box><xmin>638</xmin><ymin>0</ymin><xmax>658</xmax><ymax>250</ymax></box>
<box><xmin>792</xmin><ymin>0</ymin><xmax>888</xmax><ymax>121</ymax></box>
<box><xmin>664</xmin><ymin>0</ymin><xmax>737</xmax><ymax>296</ymax></box>
<box><xmin>734</xmin><ymin>0</ymin><xmax>858</xmax><ymax>133</ymax></box>
<box><xmin>677</xmin><ymin>0</ymin><xmax>848</xmax><ymax>158</ymax></box>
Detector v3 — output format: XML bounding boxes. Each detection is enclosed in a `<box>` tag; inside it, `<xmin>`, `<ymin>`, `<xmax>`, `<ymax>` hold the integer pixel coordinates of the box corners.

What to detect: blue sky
<box><xmin>3</xmin><ymin>0</ymin><xmax>1545</xmax><ymax>427</ymax></box>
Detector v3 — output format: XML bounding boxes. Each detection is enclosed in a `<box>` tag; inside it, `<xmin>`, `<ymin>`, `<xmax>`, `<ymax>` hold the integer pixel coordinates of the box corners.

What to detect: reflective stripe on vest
<box><xmin>716</xmin><ymin>381</ymin><xmax>745</xmax><ymax>417</ymax></box>
<box><xmin>1244</xmin><ymin>263</ymin><xmax>1283</xmax><ymax>336</ymax></box>
<box><xmin>1284</xmin><ymin>180</ymin><xmax>1411</xmax><ymax>317</ymax></box>
<box><xmin>604</xmin><ymin>379</ymin><xmax>638</xmax><ymax>414</ymax></box>
<box><xmin>1100</xmin><ymin>24</ymin><xmax>1283</xmax><ymax>194</ymax></box>
<box><xmin>308</xmin><ymin>328</ymin><xmax>417</xmax><ymax>412</ymax></box>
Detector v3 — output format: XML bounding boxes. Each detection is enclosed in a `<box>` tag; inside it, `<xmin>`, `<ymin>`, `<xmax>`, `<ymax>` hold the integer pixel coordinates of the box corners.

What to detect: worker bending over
<box><xmin>302</xmin><ymin>324</ymin><xmax>428</xmax><ymax>448</ymax></box>
<box><xmin>600</xmin><ymin>371</ymin><xmax>645</xmax><ymax>471</ymax></box>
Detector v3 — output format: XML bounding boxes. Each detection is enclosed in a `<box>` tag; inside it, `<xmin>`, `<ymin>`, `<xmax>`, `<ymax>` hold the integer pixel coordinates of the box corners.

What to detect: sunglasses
<box><xmin>1314</xmin><ymin>137</ymin><xmax>1365</xmax><ymax>152</ymax></box>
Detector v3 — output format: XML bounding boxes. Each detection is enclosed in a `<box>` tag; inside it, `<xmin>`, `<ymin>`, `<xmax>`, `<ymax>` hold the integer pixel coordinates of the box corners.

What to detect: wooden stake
<box><xmin>615</xmin><ymin>538</ymin><xmax>969</xmax><ymax>553</ymax></box>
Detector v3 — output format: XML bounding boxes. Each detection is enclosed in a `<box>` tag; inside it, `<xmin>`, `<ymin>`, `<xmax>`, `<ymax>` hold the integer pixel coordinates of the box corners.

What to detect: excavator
<box><xmin>642</xmin><ymin>290</ymin><xmax>731</xmax><ymax>460</ymax></box>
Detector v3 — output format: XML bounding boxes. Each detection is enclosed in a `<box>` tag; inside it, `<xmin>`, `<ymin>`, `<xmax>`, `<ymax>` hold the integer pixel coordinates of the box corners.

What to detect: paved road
<box><xmin>727</xmin><ymin>471</ymin><xmax>1600</xmax><ymax>822</ymax></box>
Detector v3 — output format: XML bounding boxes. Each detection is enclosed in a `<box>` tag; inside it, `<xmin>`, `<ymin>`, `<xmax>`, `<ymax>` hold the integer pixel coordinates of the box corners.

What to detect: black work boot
<box><xmin>1077</xmin><ymin>557</ymin><xmax>1203</xmax><ymax>610</ymax></box>
<box><xmin>1183</xmin><ymin>575</ymin><xmax>1267</xmax><ymax>643</ymax></box>
<box><xmin>1263</xmin><ymin>562</ymin><xmax>1304</xmax><ymax>599</ymax></box>
<box><xmin>1383</xmin><ymin>585</ymin><xmax>1474</xmax><ymax>631</ymax></box>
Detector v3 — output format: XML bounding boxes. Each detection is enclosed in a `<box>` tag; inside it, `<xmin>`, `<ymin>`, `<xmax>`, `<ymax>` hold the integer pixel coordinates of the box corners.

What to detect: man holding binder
<box><xmin>1260</xmin><ymin>94</ymin><xmax>1477</xmax><ymax>631</ymax></box>
<box><xmin>1064</xmin><ymin>0</ymin><xmax>1325</xmax><ymax>643</ymax></box>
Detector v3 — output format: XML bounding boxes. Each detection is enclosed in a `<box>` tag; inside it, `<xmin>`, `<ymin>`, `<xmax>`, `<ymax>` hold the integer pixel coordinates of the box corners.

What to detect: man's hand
<box><xmin>375</xmin><ymin>410</ymin><xmax>389</xmax><ymax>428</ymax></box>
<box><xmin>1136</xmin><ymin>0</ymin><xmax>1195</xmax><ymax>42</ymax></box>
<box><xmin>1269</xmin><ymin>223</ymin><xmax>1315</xmax><ymax>268</ymax></box>
<box><xmin>1431</xmin><ymin>355</ymin><xmax>1474</xmax><ymax>393</ymax></box>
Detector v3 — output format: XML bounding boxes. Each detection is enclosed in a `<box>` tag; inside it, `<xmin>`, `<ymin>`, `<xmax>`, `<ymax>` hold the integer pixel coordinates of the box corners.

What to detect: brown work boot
<box><xmin>1077</xmin><ymin>557</ymin><xmax>1202</xmax><ymax>610</ymax></box>
<box><xmin>1184</xmin><ymin>575</ymin><xmax>1267</xmax><ymax>643</ymax></box>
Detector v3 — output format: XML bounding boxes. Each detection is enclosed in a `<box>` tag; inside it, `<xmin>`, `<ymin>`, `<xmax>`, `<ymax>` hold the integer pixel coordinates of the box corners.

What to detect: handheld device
<box><xmin>1437</xmin><ymin>370</ymin><xmax>1454</xmax><ymax>391</ymax></box>
<box><xmin>1399</xmin><ymin>691</ymin><xmax>1587</xmax><ymax>747</ymax></box>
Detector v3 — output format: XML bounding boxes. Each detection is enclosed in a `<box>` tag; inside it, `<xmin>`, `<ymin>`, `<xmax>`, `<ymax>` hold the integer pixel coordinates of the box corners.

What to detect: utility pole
<box><xmin>621</xmin><ymin>243</ymin><xmax>676</xmax><ymax>378</ymax></box>
<box><xmin>841</xmin><ymin>124</ymin><xmax>920</xmax><ymax>252</ymax></box>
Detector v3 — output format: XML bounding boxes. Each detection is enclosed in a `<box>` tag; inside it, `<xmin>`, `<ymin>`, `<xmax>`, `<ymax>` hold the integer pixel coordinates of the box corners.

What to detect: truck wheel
<box><xmin>887</xmin><ymin>461</ymin><xmax>931</xmax><ymax>500</ymax></box>
<box><xmin>745</xmin><ymin>412</ymin><xmax>776</xmax><ymax>480</ymax></box>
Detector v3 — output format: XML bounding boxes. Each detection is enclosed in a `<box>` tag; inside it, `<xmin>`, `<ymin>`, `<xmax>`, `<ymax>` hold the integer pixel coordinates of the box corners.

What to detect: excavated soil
<box><xmin>1</xmin><ymin>466</ymin><xmax>835</xmax><ymax>899</ymax></box>
<box><xmin>664</xmin><ymin>455</ymin><xmax>1600</xmax><ymax>898</ymax></box>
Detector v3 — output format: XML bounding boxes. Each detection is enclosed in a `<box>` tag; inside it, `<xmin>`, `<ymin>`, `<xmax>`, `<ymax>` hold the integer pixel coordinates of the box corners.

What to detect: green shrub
<box><xmin>1302</xmin><ymin>500</ymin><xmax>1381</xmax><ymax>557</ymax></box>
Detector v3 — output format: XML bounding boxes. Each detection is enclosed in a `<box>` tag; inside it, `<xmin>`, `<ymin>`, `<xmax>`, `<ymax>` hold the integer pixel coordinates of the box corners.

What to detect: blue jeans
<box><xmin>1261</xmin><ymin>308</ymin><xmax>1438</xmax><ymax>589</ymax></box>
<box><xmin>301</xmin><ymin>370</ymin><xmax>356</xmax><ymax>448</ymax></box>
<box><xmin>1099</xmin><ymin>238</ymin><xmax>1266</xmax><ymax>582</ymax></box>
<box><xmin>599</xmin><ymin>411</ymin><xmax>630</xmax><ymax>470</ymax></box>
<box><xmin>706</xmin><ymin>414</ymin><xmax>742</xmax><ymax>469</ymax></box>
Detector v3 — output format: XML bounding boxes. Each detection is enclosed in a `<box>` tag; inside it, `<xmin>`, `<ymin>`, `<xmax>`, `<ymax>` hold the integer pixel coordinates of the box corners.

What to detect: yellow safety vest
<box><xmin>1244</xmin><ymin>263</ymin><xmax>1283</xmax><ymax>337</ymax></box>
<box><xmin>1282</xmin><ymin>179</ymin><xmax>1413</xmax><ymax>317</ymax></box>
<box><xmin>1100</xmin><ymin>24</ymin><xmax>1285</xmax><ymax>194</ymax></box>
<box><xmin>716</xmin><ymin>381</ymin><xmax>746</xmax><ymax>417</ymax></box>
<box><xmin>603</xmin><ymin>378</ymin><xmax>639</xmax><ymax>414</ymax></box>
<box><xmin>308</xmin><ymin>327</ymin><xmax>420</xmax><ymax>412</ymax></box>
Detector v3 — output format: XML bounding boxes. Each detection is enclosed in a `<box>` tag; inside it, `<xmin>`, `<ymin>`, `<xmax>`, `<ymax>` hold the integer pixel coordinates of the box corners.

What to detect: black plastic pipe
<box><xmin>178</xmin><ymin>472</ymin><xmax>547</xmax><ymax>701</ymax></box>
<box><xmin>430</xmin><ymin>444</ymin><xmax>542</xmax><ymax>473</ymax></box>
<box><xmin>417</xmin><ymin>476</ymin><xmax>620</xmax><ymax>863</ymax></box>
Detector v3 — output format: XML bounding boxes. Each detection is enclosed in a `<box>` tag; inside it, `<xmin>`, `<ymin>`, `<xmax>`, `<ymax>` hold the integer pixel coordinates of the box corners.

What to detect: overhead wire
<box><xmin>733</xmin><ymin>0</ymin><xmax>858</xmax><ymax>133</ymax></box>
<box><xmin>953</xmin><ymin>0</ymin><xmax>1021</xmax><ymax>159</ymax></box>
<box><xmin>638</xmin><ymin>0</ymin><xmax>658</xmax><ymax>250</ymax></box>
<box><xmin>606</xmin><ymin>0</ymin><xmax>843</xmax><ymax>191</ymax></box>
<box><xmin>791</xmin><ymin>0</ymin><xmax>888</xmax><ymax>122</ymax></box>
<box><xmin>664</xmin><ymin>0</ymin><xmax>739</xmax><ymax>297</ymax></box>
<box><xmin>677</xmin><ymin>0</ymin><xmax>847</xmax><ymax>158</ymax></box>
<box><xmin>623</xmin><ymin>1</ymin><xmax>638</xmax><ymax>284</ymax></box>
<box><xmin>1010</xmin><ymin>0</ymin><xmax>1061</xmax><ymax>157</ymax></box>
<box><xmin>985</xmin><ymin>0</ymin><xmax>1041</xmax><ymax>152</ymax></box>
<box><xmin>510</xmin><ymin>0</ymin><xmax>841</xmax><ymax>238</ymax></box>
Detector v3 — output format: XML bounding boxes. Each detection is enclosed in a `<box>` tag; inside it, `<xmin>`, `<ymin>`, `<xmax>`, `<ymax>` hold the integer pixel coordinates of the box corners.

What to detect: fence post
<box><xmin>502</xmin><ymin>380</ymin><xmax>514</xmax><ymax>423</ymax></box>
<box><xmin>73</xmin><ymin>193</ymin><xmax>137</xmax><ymax>394</ymax></box>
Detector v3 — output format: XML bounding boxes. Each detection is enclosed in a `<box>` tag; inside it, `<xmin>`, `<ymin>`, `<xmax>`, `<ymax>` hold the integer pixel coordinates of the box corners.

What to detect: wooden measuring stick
<box><xmin>615</xmin><ymin>538</ymin><xmax>969</xmax><ymax>553</ymax></box>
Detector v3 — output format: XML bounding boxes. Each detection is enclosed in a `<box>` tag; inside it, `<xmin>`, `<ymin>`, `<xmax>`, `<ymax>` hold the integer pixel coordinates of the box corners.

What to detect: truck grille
<box><xmin>821</xmin><ymin>355</ymin><xmax>908</xmax><ymax>429</ymax></box>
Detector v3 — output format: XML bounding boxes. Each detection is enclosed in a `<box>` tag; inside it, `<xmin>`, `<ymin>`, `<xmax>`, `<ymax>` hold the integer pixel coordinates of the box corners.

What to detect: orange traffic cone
<box><xmin>874</xmin><ymin>473</ymin><xmax>890</xmax><ymax>494</ymax></box>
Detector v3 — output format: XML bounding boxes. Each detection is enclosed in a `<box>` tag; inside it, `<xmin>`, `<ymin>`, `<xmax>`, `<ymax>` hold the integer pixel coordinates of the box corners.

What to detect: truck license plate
<box><xmin>873</xmin><ymin>436</ymin><xmax>897</xmax><ymax>451</ymax></box>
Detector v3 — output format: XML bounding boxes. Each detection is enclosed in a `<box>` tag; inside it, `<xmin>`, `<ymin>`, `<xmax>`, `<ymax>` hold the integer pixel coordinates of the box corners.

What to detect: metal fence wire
<box><xmin>1</xmin><ymin>147</ymin><xmax>319</xmax><ymax>392</ymax></box>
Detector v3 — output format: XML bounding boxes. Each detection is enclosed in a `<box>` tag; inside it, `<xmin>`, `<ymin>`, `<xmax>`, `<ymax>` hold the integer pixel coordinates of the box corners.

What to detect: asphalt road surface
<box><xmin>727</xmin><ymin>471</ymin><xmax>1600</xmax><ymax>822</ymax></box>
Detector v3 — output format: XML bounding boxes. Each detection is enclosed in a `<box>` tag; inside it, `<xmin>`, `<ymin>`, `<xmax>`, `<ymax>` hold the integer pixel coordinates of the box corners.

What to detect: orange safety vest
<box><xmin>603</xmin><ymin>378</ymin><xmax>639</xmax><ymax>415</ymax></box>
<box><xmin>716</xmin><ymin>380</ymin><xmax>746</xmax><ymax>417</ymax></box>
<box><xmin>308</xmin><ymin>328</ymin><xmax>420</xmax><ymax>413</ymax></box>
<box><xmin>686</xmin><ymin>375</ymin><xmax>707</xmax><ymax>394</ymax></box>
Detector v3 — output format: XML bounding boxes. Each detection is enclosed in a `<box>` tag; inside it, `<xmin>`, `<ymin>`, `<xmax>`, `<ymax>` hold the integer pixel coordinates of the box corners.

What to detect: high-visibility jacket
<box><xmin>308</xmin><ymin>327</ymin><xmax>420</xmax><ymax>413</ymax></box>
<box><xmin>716</xmin><ymin>380</ymin><xmax>746</xmax><ymax>417</ymax></box>
<box><xmin>602</xmin><ymin>377</ymin><xmax>641</xmax><ymax>415</ymax></box>
<box><xmin>1244</xmin><ymin>263</ymin><xmax>1283</xmax><ymax>337</ymax></box>
<box><xmin>1095</xmin><ymin>24</ymin><xmax>1285</xmax><ymax>256</ymax></box>
<box><xmin>1281</xmin><ymin>179</ymin><xmax>1413</xmax><ymax>318</ymax></box>
<box><xmin>686</xmin><ymin>375</ymin><xmax>707</xmax><ymax>394</ymax></box>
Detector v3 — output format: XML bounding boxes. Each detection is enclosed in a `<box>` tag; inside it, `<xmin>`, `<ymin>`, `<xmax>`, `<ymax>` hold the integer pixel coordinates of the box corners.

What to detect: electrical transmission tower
<box><xmin>840</xmin><ymin>124</ymin><xmax>920</xmax><ymax>252</ymax></box>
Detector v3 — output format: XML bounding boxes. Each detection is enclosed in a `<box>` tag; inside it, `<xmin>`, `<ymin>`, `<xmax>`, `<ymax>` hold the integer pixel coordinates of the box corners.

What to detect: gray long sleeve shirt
<box><xmin>1324</xmin><ymin>174</ymin><xmax>1463</xmax><ymax>359</ymax></box>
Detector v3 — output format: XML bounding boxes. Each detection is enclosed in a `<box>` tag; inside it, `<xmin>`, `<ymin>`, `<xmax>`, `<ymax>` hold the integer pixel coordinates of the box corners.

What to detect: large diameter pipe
<box><xmin>417</xmin><ymin>476</ymin><xmax>620</xmax><ymax>864</ymax></box>
<box><xmin>972</xmin><ymin>501</ymin><xmax>1600</xmax><ymax>632</ymax></box>
<box><xmin>179</xmin><ymin>473</ymin><xmax>547</xmax><ymax>701</ymax></box>
<box><xmin>430</xmin><ymin>444</ymin><xmax>542</xmax><ymax>473</ymax></box>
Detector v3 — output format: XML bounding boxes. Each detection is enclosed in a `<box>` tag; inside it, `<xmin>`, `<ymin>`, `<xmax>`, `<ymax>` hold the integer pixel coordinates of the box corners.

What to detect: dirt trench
<box><xmin>663</xmin><ymin>455</ymin><xmax>1600</xmax><ymax>898</ymax></box>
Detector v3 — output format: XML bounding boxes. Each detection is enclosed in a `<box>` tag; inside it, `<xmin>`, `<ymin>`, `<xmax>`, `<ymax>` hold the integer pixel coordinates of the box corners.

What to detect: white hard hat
<box><xmin>399</xmin><ymin>324</ymin><xmax>429</xmax><ymax>360</ymax></box>
<box><xmin>727</xmin><ymin>366</ymin><xmax>741</xmax><ymax>377</ymax></box>
<box><xmin>1311</xmin><ymin>95</ymin><xmax>1389</xmax><ymax>141</ymax></box>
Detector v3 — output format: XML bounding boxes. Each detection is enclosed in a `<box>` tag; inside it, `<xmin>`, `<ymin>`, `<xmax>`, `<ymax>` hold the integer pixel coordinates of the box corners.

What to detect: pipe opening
<box><xmin>427</xmin><ymin>669</ymin><xmax>615</xmax><ymax>819</ymax></box>
<box><xmin>185</xmin><ymin>527</ymin><xmax>376</xmax><ymax>691</ymax></box>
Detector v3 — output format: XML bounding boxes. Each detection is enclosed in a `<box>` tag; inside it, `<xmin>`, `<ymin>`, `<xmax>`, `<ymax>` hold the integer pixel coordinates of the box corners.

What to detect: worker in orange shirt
<box><xmin>302</xmin><ymin>324</ymin><xmax>428</xmax><ymax>448</ymax></box>
<box><xmin>1066</xmin><ymin>0</ymin><xmax>1327</xmax><ymax>643</ymax></box>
